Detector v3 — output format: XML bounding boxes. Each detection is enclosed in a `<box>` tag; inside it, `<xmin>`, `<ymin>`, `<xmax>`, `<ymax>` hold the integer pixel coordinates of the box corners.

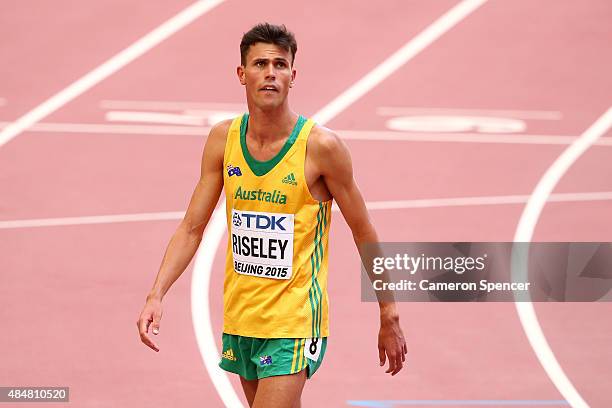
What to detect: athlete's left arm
<box><xmin>313</xmin><ymin>127</ymin><xmax>408</xmax><ymax>376</ymax></box>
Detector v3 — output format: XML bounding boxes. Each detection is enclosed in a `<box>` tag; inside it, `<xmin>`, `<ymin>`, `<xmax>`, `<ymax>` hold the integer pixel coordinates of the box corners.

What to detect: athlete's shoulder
<box><xmin>307</xmin><ymin>123</ymin><xmax>350</xmax><ymax>162</ymax></box>
<box><xmin>200</xmin><ymin>118</ymin><xmax>234</xmax><ymax>167</ymax></box>
<box><xmin>207</xmin><ymin>118</ymin><xmax>234</xmax><ymax>143</ymax></box>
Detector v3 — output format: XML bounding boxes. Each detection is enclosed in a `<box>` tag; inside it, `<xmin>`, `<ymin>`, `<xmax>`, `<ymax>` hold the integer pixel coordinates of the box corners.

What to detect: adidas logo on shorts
<box><xmin>222</xmin><ymin>348</ymin><xmax>237</xmax><ymax>361</ymax></box>
<box><xmin>282</xmin><ymin>173</ymin><xmax>297</xmax><ymax>186</ymax></box>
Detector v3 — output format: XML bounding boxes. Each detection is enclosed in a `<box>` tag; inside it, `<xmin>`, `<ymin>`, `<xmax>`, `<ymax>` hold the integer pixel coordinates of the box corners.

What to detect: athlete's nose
<box><xmin>264</xmin><ymin>63</ymin><xmax>276</xmax><ymax>80</ymax></box>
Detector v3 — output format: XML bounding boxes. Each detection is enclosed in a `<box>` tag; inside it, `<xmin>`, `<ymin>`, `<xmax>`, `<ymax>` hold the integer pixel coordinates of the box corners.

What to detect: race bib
<box><xmin>231</xmin><ymin>209</ymin><xmax>294</xmax><ymax>280</ymax></box>
<box><xmin>304</xmin><ymin>338</ymin><xmax>322</xmax><ymax>361</ymax></box>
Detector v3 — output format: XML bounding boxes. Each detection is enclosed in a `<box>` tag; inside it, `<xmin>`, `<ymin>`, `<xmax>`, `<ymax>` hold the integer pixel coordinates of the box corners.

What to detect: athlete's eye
<box><xmin>255</xmin><ymin>61</ymin><xmax>265</xmax><ymax>67</ymax></box>
<box><xmin>275</xmin><ymin>62</ymin><xmax>286</xmax><ymax>68</ymax></box>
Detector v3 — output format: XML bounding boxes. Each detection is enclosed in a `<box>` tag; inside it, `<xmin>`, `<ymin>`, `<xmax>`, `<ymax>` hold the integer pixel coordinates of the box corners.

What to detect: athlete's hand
<box><xmin>378</xmin><ymin>309</ymin><xmax>407</xmax><ymax>376</ymax></box>
<box><xmin>137</xmin><ymin>296</ymin><xmax>163</xmax><ymax>352</ymax></box>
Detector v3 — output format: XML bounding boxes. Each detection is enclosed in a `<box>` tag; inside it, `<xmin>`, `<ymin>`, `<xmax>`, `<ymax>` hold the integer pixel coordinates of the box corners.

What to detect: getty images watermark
<box><xmin>360</xmin><ymin>243</ymin><xmax>612</xmax><ymax>302</ymax></box>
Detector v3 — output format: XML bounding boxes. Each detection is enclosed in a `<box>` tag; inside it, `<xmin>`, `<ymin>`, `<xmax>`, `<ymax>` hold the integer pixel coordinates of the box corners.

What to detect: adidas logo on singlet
<box><xmin>222</xmin><ymin>348</ymin><xmax>237</xmax><ymax>361</ymax></box>
<box><xmin>282</xmin><ymin>173</ymin><xmax>297</xmax><ymax>186</ymax></box>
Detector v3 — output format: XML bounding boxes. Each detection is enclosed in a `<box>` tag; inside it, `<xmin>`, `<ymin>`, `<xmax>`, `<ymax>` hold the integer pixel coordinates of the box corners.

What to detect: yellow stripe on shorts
<box><xmin>297</xmin><ymin>339</ymin><xmax>305</xmax><ymax>372</ymax></box>
<box><xmin>291</xmin><ymin>339</ymin><xmax>299</xmax><ymax>373</ymax></box>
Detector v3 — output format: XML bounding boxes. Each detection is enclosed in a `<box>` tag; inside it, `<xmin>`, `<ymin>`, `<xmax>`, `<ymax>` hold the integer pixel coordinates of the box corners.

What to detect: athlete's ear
<box><xmin>290</xmin><ymin>68</ymin><xmax>296</xmax><ymax>88</ymax></box>
<box><xmin>237</xmin><ymin>65</ymin><xmax>246</xmax><ymax>86</ymax></box>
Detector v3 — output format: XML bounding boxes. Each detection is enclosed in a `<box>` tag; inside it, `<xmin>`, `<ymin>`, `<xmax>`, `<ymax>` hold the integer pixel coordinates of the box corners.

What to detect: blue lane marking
<box><xmin>346</xmin><ymin>400</ymin><xmax>570</xmax><ymax>407</ymax></box>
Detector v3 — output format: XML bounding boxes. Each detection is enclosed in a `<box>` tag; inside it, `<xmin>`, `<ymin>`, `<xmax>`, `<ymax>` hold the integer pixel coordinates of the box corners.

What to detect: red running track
<box><xmin>1</xmin><ymin>1</ymin><xmax>611</xmax><ymax>407</ymax></box>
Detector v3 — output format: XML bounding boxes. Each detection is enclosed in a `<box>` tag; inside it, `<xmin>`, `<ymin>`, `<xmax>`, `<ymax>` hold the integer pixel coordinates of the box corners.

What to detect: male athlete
<box><xmin>137</xmin><ymin>23</ymin><xmax>407</xmax><ymax>407</ymax></box>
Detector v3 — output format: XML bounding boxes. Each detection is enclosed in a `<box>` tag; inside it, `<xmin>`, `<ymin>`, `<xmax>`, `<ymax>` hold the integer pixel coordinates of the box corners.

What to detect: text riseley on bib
<box><xmin>231</xmin><ymin>209</ymin><xmax>295</xmax><ymax>280</ymax></box>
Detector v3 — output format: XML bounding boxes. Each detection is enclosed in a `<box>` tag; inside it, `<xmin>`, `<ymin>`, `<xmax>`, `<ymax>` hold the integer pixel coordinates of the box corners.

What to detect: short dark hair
<box><xmin>240</xmin><ymin>23</ymin><xmax>297</xmax><ymax>66</ymax></box>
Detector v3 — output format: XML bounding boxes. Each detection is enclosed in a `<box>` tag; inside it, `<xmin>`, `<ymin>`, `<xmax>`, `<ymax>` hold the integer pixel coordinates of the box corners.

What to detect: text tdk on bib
<box><xmin>231</xmin><ymin>209</ymin><xmax>294</xmax><ymax>279</ymax></box>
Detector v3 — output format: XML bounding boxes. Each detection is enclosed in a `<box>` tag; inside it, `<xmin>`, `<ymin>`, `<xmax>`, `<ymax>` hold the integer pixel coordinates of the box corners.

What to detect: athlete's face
<box><xmin>237</xmin><ymin>42</ymin><xmax>296</xmax><ymax>111</ymax></box>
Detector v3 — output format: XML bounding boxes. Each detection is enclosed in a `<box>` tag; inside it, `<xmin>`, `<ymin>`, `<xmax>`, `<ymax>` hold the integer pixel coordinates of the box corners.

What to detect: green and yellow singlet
<box><xmin>222</xmin><ymin>113</ymin><xmax>331</xmax><ymax>339</ymax></box>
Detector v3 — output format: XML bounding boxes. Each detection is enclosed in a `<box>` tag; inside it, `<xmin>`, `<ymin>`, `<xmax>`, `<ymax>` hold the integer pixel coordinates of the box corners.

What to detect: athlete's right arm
<box><xmin>137</xmin><ymin>120</ymin><xmax>230</xmax><ymax>352</ymax></box>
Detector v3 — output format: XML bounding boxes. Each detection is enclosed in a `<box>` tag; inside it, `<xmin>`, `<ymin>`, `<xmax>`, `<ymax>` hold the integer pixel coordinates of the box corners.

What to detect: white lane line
<box><xmin>513</xmin><ymin>107</ymin><xmax>612</xmax><ymax>408</ymax></box>
<box><xmin>0</xmin><ymin>211</ymin><xmax>186</xmax><ymax>229</ymax></box>
<box><xmin>9</xmin><ymin>122</ymin><xmax>608</xmax><ymax>147</ymax></box>
<box><xmin>105</xmin><ymin>111</ymin><xmax>206</xmax><ymax>126</ymax></box>
<box><xmin>377</xmin><ymin>107</ymin><xmax>563</xmax><ymax>120</ymax></box>
<box><xmin>0</xmin><ymin>122</ymin><xmax>212</xmax><ymax>135</ymax></box>
<box><xmin>191</xmin><ymin>2</ymin><xmax>484</xmax><ymax>406</ymax></box>
<box><xmin>0</xmin><ymin>0</ymin><xmax>225</xmax><ymax>148</ymax></box>
<box><xmin>312</xmin><ymin>0</ymin><xmax>488</xmax><ymax>125</ymax></box>
<box><xmin>100</xmin><ymin>99</ymin><xmax>246</xmax><ymax>111</ymax></box>
<box><xmin>2</xmin><ymin>191</ymin><xmax>612</xmax><ymax>230</ymax></box>
<box><xmin>339</xmin><ymin>130</ymin><xmax>612</xmax><ymax>146</ymax></box>
<box><xmin>358</xmin><ymin>191</ymin><xmax>612</xmax><ymax>210</ymax></box>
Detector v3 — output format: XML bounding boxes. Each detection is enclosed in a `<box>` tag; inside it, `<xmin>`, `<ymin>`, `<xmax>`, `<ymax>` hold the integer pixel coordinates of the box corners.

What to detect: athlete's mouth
<box><xmin>259</xmin><ymin>85</ymin><xmax>279</xmax><ymax>92</ymax></box>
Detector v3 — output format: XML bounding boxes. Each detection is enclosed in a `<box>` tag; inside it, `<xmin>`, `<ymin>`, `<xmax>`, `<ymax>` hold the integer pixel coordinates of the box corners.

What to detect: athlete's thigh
<box><xmin>252</xmin><ymin>369</ymin><xmax>307</xmax><ymax>408</ymax></box>
<box><xmin>239</xmin><ymin>376</ymin><xmax>258</xmax><ymax>407</ymax></box>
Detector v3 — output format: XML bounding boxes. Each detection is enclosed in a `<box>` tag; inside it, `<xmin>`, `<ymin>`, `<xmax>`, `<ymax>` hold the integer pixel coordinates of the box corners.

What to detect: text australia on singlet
<box><xmin>231</xmin><ymin>186</ymin><xmax>294</xmax><ymax>280</ymax></box>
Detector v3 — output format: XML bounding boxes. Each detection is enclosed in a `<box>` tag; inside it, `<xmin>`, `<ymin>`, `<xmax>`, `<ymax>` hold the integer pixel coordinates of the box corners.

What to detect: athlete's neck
<box><xmin>246</xmin><ymin>106</ymin><xmax>299</xmax><ymax>145</ymax></box>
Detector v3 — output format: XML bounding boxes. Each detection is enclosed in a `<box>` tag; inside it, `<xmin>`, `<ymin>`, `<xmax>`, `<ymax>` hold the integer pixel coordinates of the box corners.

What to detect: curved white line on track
<box><xmin>190</xmin><ymin>1</ymin><xmax>488</xmax><ymax>406</ymax></box>
<box><xmin>0</xmin><ymin>0</ymin><xmax>224</xmax><ymax>147</ymax></box>
<box><xmin>190</xmin><ymin>207</ymin><xmax>243</xmax><ymax>407</ymax></box>
<box><xmin>513</xmin><ymin>107</ymin><xmax>612</xmax><ymax>408</ymax></box>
